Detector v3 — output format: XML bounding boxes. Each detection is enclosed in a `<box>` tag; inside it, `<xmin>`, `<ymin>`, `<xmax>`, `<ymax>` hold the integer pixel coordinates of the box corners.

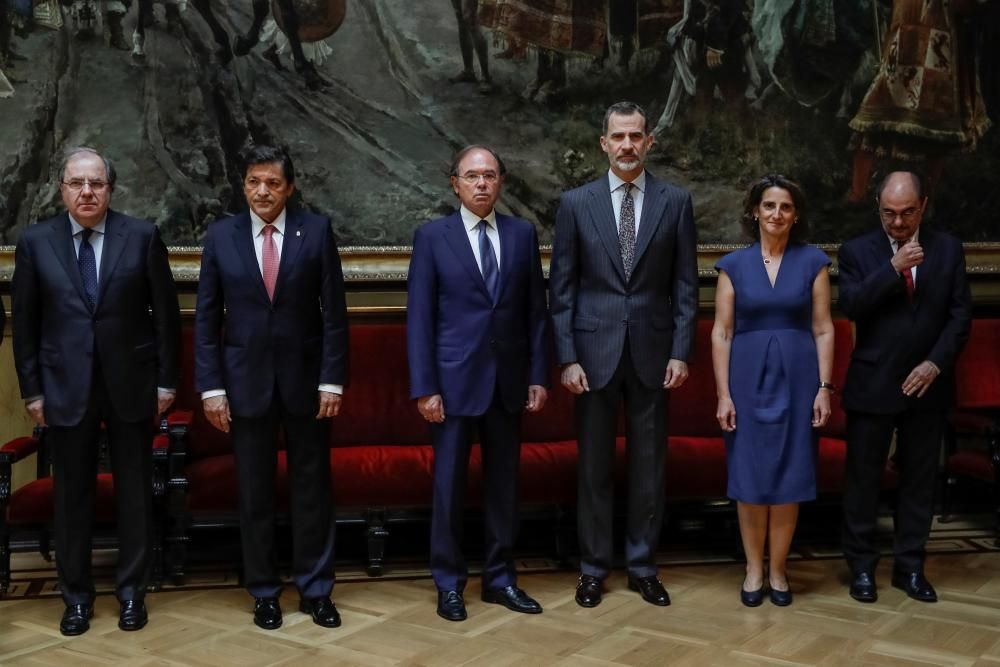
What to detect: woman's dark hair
<box><xmin>739</xmin><ymin>173</ymin><xmax>809</xmax><ymax>242</ymax></box>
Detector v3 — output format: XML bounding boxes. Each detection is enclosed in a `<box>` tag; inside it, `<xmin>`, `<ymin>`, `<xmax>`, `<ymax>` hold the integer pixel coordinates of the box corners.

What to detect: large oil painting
<box><xmin>0</xmin><ymin>0</ymin><xmax>997</xmax><ymax>247</ymax></box>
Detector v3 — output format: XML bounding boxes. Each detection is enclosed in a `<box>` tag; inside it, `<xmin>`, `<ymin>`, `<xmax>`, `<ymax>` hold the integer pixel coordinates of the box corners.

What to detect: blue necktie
<box><xmin>478</xmin><ymin>220</ymin><xmax>499</xmax><ymax>301</ymax></box>
<box><xmin>79</xmin><ymin>228</ymin><xmax>98</xmax><ymax>309</ymax></box>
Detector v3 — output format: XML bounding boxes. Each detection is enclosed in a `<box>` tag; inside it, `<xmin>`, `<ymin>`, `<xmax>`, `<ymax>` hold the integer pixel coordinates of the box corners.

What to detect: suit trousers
<box><xmin>429</xmin><ymin>389</ymin><xmax>521</xmax><ymax>593</ymax></box>
<box><xmin>576</xmin><ymin>340</ymin><xmax>667</xmax><ymax>580</ymax></box>
<box><xmin>230</xmin><ymin>390</ymin><xmax>335</xmax><ymax>600</ymax></box>
<box><xmin>48</xmin><ymin>364</ymin><xmax>153</xmax><ymax>605</ymax></box>
<box><xmin>842</xmin><ymin>408</ymin><xmax>945</xmax><ymax>575</ymax></box>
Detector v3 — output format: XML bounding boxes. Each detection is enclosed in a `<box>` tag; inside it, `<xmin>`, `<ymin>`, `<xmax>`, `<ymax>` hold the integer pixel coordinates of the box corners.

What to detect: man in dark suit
<box><xmin>407</xmin><ymin>145</ymin><xmax>550</xmax><ymax>621</ymax></box>
<box><xmin>12</xmin><ymin>147</ymin><xmax>180</xmax><ymax>635</ymax></box>
<box><xmin>549</xmin><ymin>101</ymin><xmax>698</xmax><ymax>608</ymax></box>
<box><xmin>195</xmin><ymin>145</ymin><xmax>348</xmax><ymax>630</ymax></box>
<box><xmin>839</xmin><ymin>170</ymin><xmax>972</xmax><ymax>604</ymax></box>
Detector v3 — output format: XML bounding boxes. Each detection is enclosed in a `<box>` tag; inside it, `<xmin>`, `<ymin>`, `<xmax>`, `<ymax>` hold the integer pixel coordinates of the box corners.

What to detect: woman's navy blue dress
<box><xmin>716</xmin><ymin>242</ymin><xmax>831</xmax><ymax>504</ymax></box>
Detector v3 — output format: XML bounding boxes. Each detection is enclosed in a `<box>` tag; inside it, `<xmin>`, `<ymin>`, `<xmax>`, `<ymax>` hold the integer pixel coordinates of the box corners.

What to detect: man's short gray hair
<box><xmin>58</xmin><ymin>146</ymin><xmax>117</xmax><ymax>188</ymax></box>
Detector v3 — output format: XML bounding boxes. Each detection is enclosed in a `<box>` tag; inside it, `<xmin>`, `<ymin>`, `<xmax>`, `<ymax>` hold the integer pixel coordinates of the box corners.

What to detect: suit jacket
<box><xmin>12</xmin><ymin>210</ymin><xmax>181</xmax><ymax>427</ymax></box>
<box><xmin>194</xmin><ymin>208</ymin><xmax>348</xmax><ymax>418</ymax></box>
<box><xmin>407</xmin><ymin>211</ymin><xmax>550</xmax><ymax>416</ymax></box>
<box><xmin>548</xmin><ymin>171</ymin><xmax>699</xmax><ymax>391</ymax></box>
<box><xmin>838</xmin><ymin>227</ymin><xmax>972</xmax><ymax>414</ymax></box>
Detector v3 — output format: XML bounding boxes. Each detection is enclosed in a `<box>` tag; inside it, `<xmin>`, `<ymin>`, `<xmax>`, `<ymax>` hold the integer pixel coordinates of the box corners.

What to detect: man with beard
<box><xmin>549</xmin><ymin>101</ymin><xmax>698</xmax><ymax>608</ymax></box>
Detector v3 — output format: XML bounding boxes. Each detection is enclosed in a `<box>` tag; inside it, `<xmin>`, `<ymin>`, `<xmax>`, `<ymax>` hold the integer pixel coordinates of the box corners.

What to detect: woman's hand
<box><xmin>812</xmin><ymin>390</ymin><xmax>832</xmax><ymax>428</ymax></box>
<box><xmin>716</xmin><ymin>397</ymin><xmax>736</xmax><ymax>432</ymax></box>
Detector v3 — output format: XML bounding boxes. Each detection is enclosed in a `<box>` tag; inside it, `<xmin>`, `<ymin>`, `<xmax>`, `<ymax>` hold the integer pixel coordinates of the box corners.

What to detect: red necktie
<box><xmin>902</xmin><ymin>267</ymin><xmax>915</xmax><ymax>300</ymax></box>
<box><xmin>262</xmin><ymin>224</ymin><xmax>279</xmax><ymax>301</ymax></box>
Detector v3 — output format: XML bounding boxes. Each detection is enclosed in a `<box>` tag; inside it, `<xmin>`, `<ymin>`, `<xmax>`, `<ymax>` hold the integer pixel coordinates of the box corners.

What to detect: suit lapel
<box><xmin>443</xmin><ymin>212</ymin><xmax>492</xmax><ymax>301</ymax></box>
<box><xmin>232</xmin><ymin>213</ymin><xmax>271</xmax><ymax>304</ymax></box>
<box><xmin>495</xmin><ymin>214</ymin><xmax>515</xmax><ymax>303</ymax></box>
<box><xmin>47</xmin><ymin>213</ymin><xmax>91</xmax><ymax>308</ymax></box>
<box><xmin>273</xmin><ymin>209</ymin><xmax>305</xmax><ymax>305</ymax></box>
<box><xmin>97</xmin><ymin>211</ymin><xmax>129</xmax><ymax>305</ymax></box>
<box><xmin>632</xmin><ymin>175</ymin><xmax>667</xmax><ymax>271</ymax></box>
<box><xmin>587</xmin><ymin>177</ymin><xmax>627</xmax><ymax>284</ymax></box>
<box><xmin>912</xmin><ymin>229</ymin><xmax>937</xmax><ymax>309</ymax></box>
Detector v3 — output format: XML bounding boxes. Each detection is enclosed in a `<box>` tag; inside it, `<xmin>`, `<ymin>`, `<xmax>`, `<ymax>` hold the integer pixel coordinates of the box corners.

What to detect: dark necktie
<box><xmin>619</xmin><ymin>182</ymin><xmax>636</xmax><ymax>280</ymax></box>
<box><xmin>478</xmin><ymin>220</ymin><xmax>499</xmax><ymax>301</ymax></box>
<box><xmin>78</xmin><ymin>228</ymin><xmax>98</xmax><ymax>309</ymax></box>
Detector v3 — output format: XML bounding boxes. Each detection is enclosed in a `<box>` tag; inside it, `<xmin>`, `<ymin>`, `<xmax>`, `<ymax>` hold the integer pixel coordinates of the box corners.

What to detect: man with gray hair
<box><xmin>11</xmin><ymin>146</ymin><xmax>180</xmax><ymax>635</ymax></box>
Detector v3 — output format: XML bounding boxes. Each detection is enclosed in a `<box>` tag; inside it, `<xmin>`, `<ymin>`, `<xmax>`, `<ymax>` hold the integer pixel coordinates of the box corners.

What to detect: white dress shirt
<box><xmin>201</xmin><ymin>207</ymin><xmax>342</xmax><ymax>400</ymax></box>
<box><xmin>608</xmin><ymin>169</ymin><xmax>646</xmax><ymax>236</ymax></box>
<box><xmin>460</xmin><ymin>205</ymin><xmax>501</xmax><ymax>273</ymax></box>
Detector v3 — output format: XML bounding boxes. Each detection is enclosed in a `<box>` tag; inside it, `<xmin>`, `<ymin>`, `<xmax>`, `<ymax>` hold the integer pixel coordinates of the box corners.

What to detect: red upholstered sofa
<box><xmin>941</xmin><ymin>319</ymin><xmax>1000</xmax><ymax>534</ymax></box>
<box><xmin>157</xmin><ymin>318</ymin><xmax>860</xmax><ymax>582</ymax></box>
<box><xmin>0</xmin><ymin>426</ymin><xmax>172</xmax><ymax>594</ymax></box>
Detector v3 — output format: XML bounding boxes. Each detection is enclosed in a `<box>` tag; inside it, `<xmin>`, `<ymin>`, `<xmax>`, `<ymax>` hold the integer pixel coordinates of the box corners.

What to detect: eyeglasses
<box><xmin>62</xmin><ymin>179</ymin><xmax>109</xmax><ymax>193</ymax></box>
<box><xmin>879</xmin><ymin>207</ymin><xmax>920</xmax><ymax>223</ymax></box>
<box><xmin>457</xmin><ymin>172</ymin><xmax>499</xmax><ymax>184</ymax></box>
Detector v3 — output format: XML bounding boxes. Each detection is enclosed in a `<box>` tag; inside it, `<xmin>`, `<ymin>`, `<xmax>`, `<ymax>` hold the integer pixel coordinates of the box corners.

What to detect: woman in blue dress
<box><xmin>711</xmin><ymin>174</ymin><xmax>835</xmax><ymax>607</ymax></box>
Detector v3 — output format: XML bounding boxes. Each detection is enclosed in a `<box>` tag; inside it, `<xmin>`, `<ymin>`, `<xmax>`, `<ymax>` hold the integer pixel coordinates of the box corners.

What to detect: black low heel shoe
<box><xmin>769</xmin><ymin>586</ymin><xmax>793</xmax><ymax>606</ymax></box>
<box><xmin>741</xmin><ymin>584</ymin><xmax>766</xmax><ymax>607</ymax></box>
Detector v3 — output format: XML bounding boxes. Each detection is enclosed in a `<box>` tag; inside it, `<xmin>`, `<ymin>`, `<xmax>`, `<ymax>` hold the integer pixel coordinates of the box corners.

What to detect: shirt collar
<box><xmin>608</xmin><ymin>169</ymin><xmax>646</xmax><ymax>194</ymax></box>
<box><xmin>460</xmin><ymin>204</ymin><xmax>497</xmax><ymax>232</ymax></box>
<box><xmin>251</xmin><ymin>208</ymin><xmax>287</xmax><ymax>237</ymax></box>
<box><xmin>886</xmin><ymin>228</ymin><xmax>920</xmax><ymax>250</ymax></box>
<box><xmin>69</xmin><ymin>213</ymin><xmax>107</xmax><ymax>236</ymax></box>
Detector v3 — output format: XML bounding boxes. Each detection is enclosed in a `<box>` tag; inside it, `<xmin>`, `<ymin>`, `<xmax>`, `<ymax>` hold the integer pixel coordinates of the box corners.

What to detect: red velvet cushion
<box><xmin>821</xmin><ymin>320</ymin><xmax>854</xmax><ymax>438</ymax></box>
<box><xmin>947</xmin><ymin>449</ymin><xmax>995</xmax><ymax>483</ymax></box>
<box><xmin>0</xmin><ymin>436</ymin><xmax>40</xmax><ymax>462</ymax></box>
<box><xmin>7</xmin><ymin>474</ymin><xmax>117</xmax><ymax>525</ymax></box>
<box><xmin>668</xmin><ymin>321</ymin><xmax>720</xmax><ymax>437</ymax></box>
<box><xmin>666</xmin><ymin>436</ymin><xmax>728</xmax><ymax>498</ymax></box>
<box><xmin>955</xmin><ymin>320</ymin><xmax>1000</xmax><ymax>410</ymax></box>
<box><xmin>332</xmin><ymin>325</ymin><xmax>429</xmax><ymax>447</ymax></box>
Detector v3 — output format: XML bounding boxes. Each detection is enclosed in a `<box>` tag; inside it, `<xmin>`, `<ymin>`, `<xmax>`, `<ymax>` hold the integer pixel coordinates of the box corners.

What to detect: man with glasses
<box><xmin>407</xmin><ymin>144</ymin><xmax>550</xmax><ymax>621</ymax></box>
<box><xmin>11</xmin><ymin>146</ymin><xmax>180</xmax><ymax>635</ymax></box>
<box><xmin>838</xmin><ymin>170</ymin><xmax>972</xmax><ymax>604</ymax></box>
<box><xmin>195</xmin><ymin>145</ymin><xmax>348</xmax><ymax>630</ymax></box>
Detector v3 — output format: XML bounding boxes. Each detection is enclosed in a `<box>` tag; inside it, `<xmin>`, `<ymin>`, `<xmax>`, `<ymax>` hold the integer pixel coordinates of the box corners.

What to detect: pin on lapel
<box><xmin>296</xmin><ymin>230</ymin><xmax>301</xmax><ymax>237</ymax></box>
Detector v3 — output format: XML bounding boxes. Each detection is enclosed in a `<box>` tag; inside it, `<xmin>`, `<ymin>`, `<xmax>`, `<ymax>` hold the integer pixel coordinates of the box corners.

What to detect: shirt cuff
<box><xmin>319</xmin><ymin>384</ymin><xmax>343</xmax><ymax>395</ymax></box>
<box><xmin>157</xmin><ymin>387</ymin><xmax>176</xmax><ymax>395</ymax></box>
<box><xmin>201</xmin><ymin>389</ymin><xmax>227</xmax><ymax>400</ymax></box>
<box><xmin>24</xmin><ymin>395</ymin><xmax>43</xmax><ymax>404</ymax></box>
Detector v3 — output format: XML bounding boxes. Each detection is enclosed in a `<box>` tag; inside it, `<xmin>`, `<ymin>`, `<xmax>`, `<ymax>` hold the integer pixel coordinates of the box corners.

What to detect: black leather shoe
<box><xmin>849</xmin><ymin>572</ymin><xmax>878</xmax><ymax>603</ymax></box>
<box><xmin>628</xmin><ymin>576</ymin><xmax>671</xmax><ymax>606</ymax></box>
<box><xmin>299</xmin><ymin>597</ymin><xmax>341</xmax><ymax>628</ymax></box>
<box><xmin>769</xmin><ymin>585</ymin><xmax>793</xmax><ymax>607</ymax></box>
<box><xmin>60</xmin><ymin>603</ymin><xmax>93</xmax><ymax>636</ymax></box>
<box><xmin>437</xmin><ymin>590</ymin><xmax>467</xmax><ymax>621</ymax></box>
<box><xmin>118</xmin><ymin>599</ymin><xmax>148</xmax><ymax>631</ymax></box>
<box><xmin>891</xmin><ymin>570</ymin><xmax>937</xmax><ymax>602</ymax></box>
<box><xmin>481</xmin><ymin>585</ymin><xmax>542</xmax><ymax>614</ymax></box>
<box><xmin>741</xmin><ymin>582</ymin><xmax>765</xmax><ymax>607</ymax></box>
<box><xmin>575</xmin><ymin>575</ymin><xmax>603</xmax><ymax>608</ymax></box>
<box><xmin>253</xmin><ymin>597</ymin><xmax>283</xmax><ymax>630</ymax></box>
